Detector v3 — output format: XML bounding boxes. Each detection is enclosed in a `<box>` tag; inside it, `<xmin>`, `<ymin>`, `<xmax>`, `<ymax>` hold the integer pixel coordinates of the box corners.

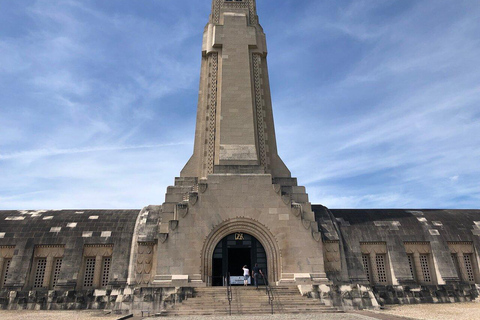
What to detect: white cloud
<box><xmin>1</xmin><ymin>0</ymin><xmax>479</xmax><ymax>210</ymax></box>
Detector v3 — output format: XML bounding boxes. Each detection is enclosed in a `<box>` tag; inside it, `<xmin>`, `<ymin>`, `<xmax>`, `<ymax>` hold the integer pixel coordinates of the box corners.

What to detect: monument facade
<box><xmin>0</xmin><ymin>0</ymin><xmax>479</xmax><ymax>313</ymax></box>
<box><xmin>133</xmin><ymin>0</ymin><xmax>328</xmax><ymax>288</ymax></box>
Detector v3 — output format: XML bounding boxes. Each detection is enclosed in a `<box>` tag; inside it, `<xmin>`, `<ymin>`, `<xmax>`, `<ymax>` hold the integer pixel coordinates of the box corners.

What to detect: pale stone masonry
<box><xmin>0</xmin><ymin>0</ymin><xmax>480</xmax><ymax>315</ymax></box>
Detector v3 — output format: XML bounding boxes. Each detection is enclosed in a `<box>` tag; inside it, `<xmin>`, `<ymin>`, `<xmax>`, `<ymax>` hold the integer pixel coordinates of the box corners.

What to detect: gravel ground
<box><xmin>1</xmin><ymin>303</ymin><xmax>479</xmax><ymax>320</ymax></box>
<box><xmin>0</xmin><ymin>311</ymin><xmax>377</xmax><ymax>320</ymax></box>
<box><xmin>152</xmin><ymin>314</ymin><xmax>377</xmax><ymax>320</ymax></box>
<box><xmin>374</xmin><ymin>302</ymin><xmax>480</xmax><ymax>320</ymax></box>
<box><xmin>0</xmin><ymin>310</ymin><xmax>119</xmax><ymax>320</ymax></box>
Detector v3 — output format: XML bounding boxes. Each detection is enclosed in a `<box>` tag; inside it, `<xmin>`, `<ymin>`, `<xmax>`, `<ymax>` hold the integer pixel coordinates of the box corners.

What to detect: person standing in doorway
<box><xmin>251</xmin><ymin>263</ymin><xmax>264</xmax><ymax>289</ymax></box>
<box><xmin>242</xmin><ymin>265</ymin><xmax>249</xmax><ymax>286</ymax></box>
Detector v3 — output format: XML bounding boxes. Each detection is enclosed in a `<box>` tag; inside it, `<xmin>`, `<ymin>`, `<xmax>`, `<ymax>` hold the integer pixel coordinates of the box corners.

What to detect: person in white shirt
<box><xmin>242</xmin><ymin>265</ymin><xmax>249</xmax><ymax>286</ymax></box>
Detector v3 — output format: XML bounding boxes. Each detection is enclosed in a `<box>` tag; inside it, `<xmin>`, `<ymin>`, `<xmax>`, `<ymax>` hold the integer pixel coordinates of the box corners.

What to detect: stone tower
<box><xmin>131</xmin><ymin>0</ymin><xmax>328</xmax><ymax>287</ymax></box>
<box><xmin>181</xmin><ymin>0</ymin><xmax>290</xmax><ymax>179</ymax></box>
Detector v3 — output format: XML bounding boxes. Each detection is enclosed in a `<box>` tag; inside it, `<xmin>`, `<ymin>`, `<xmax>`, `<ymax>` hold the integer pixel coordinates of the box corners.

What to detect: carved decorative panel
<box><xmin>0</xmin><ymin>246</ymin><xmax>14</xmax><ymax>258</ymax></box>
<box><xmin>323</xmin><ymin>241</ymin><xmax>341</xmax><ymax>272</ymax></box>
<box><xmin>135</xmin><ymin>243</ymin><xmax>155</xmax><ymax>285</ymax></box>
<box><xmin>84</xmin><ymin>244</ymin><xmax>113</xmax><ymax>257</ymax></box>
<box><xmin>34</xmin><ymin>245</ymin><xmax>65</xmax><ymax>258</ymax></box>
<box><xmin>253</xmin><ymin>53</ymin><xmax>268</xmax><ymax>170</ymax></box>
<box><xmin>206</xmin><ymin>52</ymin><xmax>218</xmax><ymax>175</ymax></box>
<box><xmin>213</xmin><ymin>0</ymin><xmax>257</xmax><ymax>25</ymax></box>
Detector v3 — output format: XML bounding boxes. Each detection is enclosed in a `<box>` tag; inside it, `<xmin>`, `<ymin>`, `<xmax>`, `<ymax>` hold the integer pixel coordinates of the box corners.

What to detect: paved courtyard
<box><xmin>372</xmin><ymin>302</ymin><xmax>480</xmax><ymax>320</ymax></box>
<box><xmin>0</xmin><ymin>310</ymin><xmax>118</xmax><ymax>320</ymax></box>
<box><xmin>1</xmin><ymin>303</ymin><xmax>479</xmax><ymax>320</ymax></box>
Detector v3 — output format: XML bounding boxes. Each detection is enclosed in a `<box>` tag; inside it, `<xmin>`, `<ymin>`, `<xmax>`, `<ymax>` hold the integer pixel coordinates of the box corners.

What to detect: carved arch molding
<box><xmin>201</xmin><ymin>218</ymin><xmax>281</xmax><ymax>285</ymax></box>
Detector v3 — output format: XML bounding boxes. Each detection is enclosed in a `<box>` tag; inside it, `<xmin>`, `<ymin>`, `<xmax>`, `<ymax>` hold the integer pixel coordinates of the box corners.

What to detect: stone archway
<box><xmin>201</xmin><ymin>217</ymin><xmax>281</xmax><ymax>286</ymax></box>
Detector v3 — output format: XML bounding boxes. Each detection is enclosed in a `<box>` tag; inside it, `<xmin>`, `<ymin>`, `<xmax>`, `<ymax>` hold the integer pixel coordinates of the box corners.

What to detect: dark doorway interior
<box><xmin>211</xmin><ymin>233</ymin><xmax>267</xmax><ymax>286</ymax></box>
<box><xmin>228</xmin><ymin>248</ymin><xmax>251</xmax><ymax>276</ymax></box>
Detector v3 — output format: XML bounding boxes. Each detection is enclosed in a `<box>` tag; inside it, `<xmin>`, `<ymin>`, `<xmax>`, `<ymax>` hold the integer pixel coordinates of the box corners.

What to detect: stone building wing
<box><xmin>0</xmin><ymin>209</ymin><xmax>140</xmax><ymax>290</ymax></box>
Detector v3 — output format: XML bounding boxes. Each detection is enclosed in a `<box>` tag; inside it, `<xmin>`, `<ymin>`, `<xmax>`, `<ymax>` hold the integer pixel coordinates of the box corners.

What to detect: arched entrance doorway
<box><xmin>201</xmin><ymin>217</ymin><xmax>280</xmax><ymax>286</ymax></box>
<box><xmin>211</xmin><ymin>233</ymin><xmax>267</xmax><ymax>286</ymax></box>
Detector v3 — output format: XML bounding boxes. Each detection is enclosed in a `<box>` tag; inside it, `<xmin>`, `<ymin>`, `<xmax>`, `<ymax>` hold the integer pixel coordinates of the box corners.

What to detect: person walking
<box><xmin>251</xmin><ymin>263</ymin><xmax>264</xmax><ymax>289</ymax></box>
<box><xmin>242</xmin><ymin>265</ymin><xmax>249</xmax><ymax>286</ymax></box>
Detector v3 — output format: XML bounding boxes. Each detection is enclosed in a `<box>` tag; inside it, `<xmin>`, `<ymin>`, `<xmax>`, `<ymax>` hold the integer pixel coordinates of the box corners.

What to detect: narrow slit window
<box><xmin>420</xmin><ymin>254</ymin><xmax>431</xmax><ymax>283</ymax></box>
<box><xmin>33</xmin><ymin>258</ymin><xmax>47</xmax><ymax>288</ymax></box>
<box><xmin>101</xmin><ymin>257</ymin><xmax>111</xmax><ymax>287</ymax></box>
<box><xmin>83</xmin><ymin>258</ymin><xmax>96</xmax><ymax>288</ymax></box>
<box><xmin>464</xmin><ymin>254</ymin><xmax>475</xmax><ymax>283</ymax></box>
<box><xmin>376</xmin><ymin>254</ymin><xmax>388</xmax><ymax>283</ymax></box>
<box><xmin>407</xmin><ymin>254</ymin><xmax>416</xmax><ymax>280</ymax></box>
<box><xmin>51</xmin><ymin>258</ymin><xmax>63</xmax><ymax>288</ymax></box>
<box><xmin>362</xmin><ymin>254</ymin><xmax>371</xmax><ymax>283</ymax></box>
<box><xmin>2</xmin><ymin>259</ymin><xmax>11</xmax><ymax>288</ymax></box>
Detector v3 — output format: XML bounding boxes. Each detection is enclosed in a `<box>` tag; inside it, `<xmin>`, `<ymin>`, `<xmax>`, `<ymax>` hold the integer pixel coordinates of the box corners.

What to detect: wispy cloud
<box><xmin>0</xmin><ymin>142</ymin><xmax>190</xmax><ymax>161</ymax></box>
<box><xmin>1</xmin><ymin>0</ymin><xmax>479</xmax><ymax>209</ymax></box>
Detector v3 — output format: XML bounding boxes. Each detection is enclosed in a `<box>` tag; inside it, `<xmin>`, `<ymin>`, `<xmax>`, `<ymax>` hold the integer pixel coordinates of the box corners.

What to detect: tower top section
<box><xmin>211</xmin><ymin>0</ymin><xmax>258</xmax><ymax>25</ymax></box>
<box><xmin>181</xmin><ymin>0</ymin><xmax>290</xmax><ymax>179</ymax></box>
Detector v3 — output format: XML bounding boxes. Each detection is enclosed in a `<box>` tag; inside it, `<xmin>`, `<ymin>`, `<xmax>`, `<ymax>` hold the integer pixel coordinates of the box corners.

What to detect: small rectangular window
<box><xmin>1</xmin><ymin>259</ymin><xmax>11</xmax><ymax>288</ymax></box>
<box><xmin>376</xmin><ymin>254</ymin><xmax>388</xmax><ymax>283</ymax></box>
<box><xmin>83</xmin><ymin>257</ymin><xmax>96</xmax><ymax>288</ymax></box>
<box><xmin>464</xmin><ymin>254</ymin><xmax>475</xmax><ymax>283</ymax></box>
<box><xmin>101</xmin><ymin>257</ymin><xmax>111</xmax><ymax>287</ymax></box>
<box><xmin>51</xmin><ymin>258</ymin><xmax>63</xmax><ymax>288</ymax></box>
<box><xmin>420</xmin><ymin>254</ymin><xmax>431</xmax><ymax>283</ymax></box>
<box><xmin>33</xmin><ymin>258</ymin><xmax>47</xmax><ymax>288</ymax></box>
<box><xmin>407</xmin><ymin>254</ymin><xmax>416</xmax><ymax>280</ymax></box>
<box><xmin>362</xmin><ymin>254</ymin><xmax>371</xmax><ymax>283</ymax></box>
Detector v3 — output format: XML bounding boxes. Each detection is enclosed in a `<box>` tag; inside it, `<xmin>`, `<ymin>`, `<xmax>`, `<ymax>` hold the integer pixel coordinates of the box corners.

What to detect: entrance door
<box><xmin>211</xmin><ymin>233</ymin><xmax>267</xmax><ymax>286</ymax></box>
<box><xmin>228</xmin><ymin>248</ymin><xmax>250</xmax><ymax>277</ymax></box>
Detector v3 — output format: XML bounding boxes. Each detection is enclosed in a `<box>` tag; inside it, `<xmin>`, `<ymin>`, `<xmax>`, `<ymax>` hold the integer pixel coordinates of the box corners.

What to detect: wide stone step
<box><xmin>167</xmin><ymin>286</ymin><xmax>341</xmax><ymax>316</ymax></box>
<box><xmin>174</xmin><ymin>177</ymin><xmax>198</xmax><ymax>186</ymax></box>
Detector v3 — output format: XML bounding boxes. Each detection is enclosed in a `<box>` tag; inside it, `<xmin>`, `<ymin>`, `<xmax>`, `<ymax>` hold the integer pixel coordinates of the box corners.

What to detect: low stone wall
<box><xmin>301</xmin><ymin>283</ymin><xmax>480</xmax><ymax>310</ymax></box>
<box><xmin>0</xmin><ymin>287</ymin><xmax>193</xmax><ymax>315</ymax></box>
<box><xmin>1</xmin><ymin>284</ymin><xmax>478</xmax><ymax>313</ymax></box>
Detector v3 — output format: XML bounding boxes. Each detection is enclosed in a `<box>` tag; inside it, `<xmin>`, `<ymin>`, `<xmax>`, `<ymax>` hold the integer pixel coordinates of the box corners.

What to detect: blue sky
<box><xmin>0</xmin><ymin>0</ymin><xmax>479</xmax><ymax>210</ymax></box>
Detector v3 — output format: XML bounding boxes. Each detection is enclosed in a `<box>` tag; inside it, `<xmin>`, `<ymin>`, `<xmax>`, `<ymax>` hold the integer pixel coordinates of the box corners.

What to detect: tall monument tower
<box><xmin>132</xmin><ymin>0</ymin><xmax>328</xmax><ymax>288</ymax></box>
<box><xmin>181</xmin><ymin>0</ymin><xmax>290</xmax><ymax>179</ymax></box>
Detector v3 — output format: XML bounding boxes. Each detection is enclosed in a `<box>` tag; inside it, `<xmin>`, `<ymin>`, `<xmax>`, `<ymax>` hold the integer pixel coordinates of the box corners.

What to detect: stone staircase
<box><xmin>165</xmin><ymin>286</ymin><xmax>341</xmax><ymax>316</ymax></box>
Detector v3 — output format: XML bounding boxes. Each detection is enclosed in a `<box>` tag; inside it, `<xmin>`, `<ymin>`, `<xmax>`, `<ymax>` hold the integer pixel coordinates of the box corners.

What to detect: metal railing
<box><xmin>261</xmin><ymin>273</ymin><xmax>274</xmax><ymax>314</ymax></box>
<box><xmin>225</xmin><ymin>273</ymin><xmax>233</xmax><ymax>316</ymax></box>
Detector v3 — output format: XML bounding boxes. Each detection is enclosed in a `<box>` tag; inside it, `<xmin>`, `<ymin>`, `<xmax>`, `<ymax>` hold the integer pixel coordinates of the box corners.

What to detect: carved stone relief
<box><xmin>135</xmin><ymin>243</ymin><xmax>154</xmax><ymax>285</ymax></box>
<box><xmin>0</xmin><ymin>246</ymin><xmax>15</xmax><ymax>258</ymax></box>
<box><xmin>83</xmin><ymin>244</ymin><xmax>113</xmax><ymax>257</ymax></box>
<box><xmin>253</xmin><ymin>53</ymin><xmax>268</xmax><ymax>170</ymax></box>
<box><xmin>34</xmin><ymin>245</ymin><xmax>65</xmax><ymax>258</ymax></box>
<box><xmin>323</xmin><ymin>241</ymin><xmax>341</xmax><ymax>272</ymax></box>
<box><xmin>206</xmin><ymin>53</ymin><xmax>218</xmax><ymax>175</ymax></box>
<box><xmin>213</xmin><ymin>0</ymin><xmax>257</xmax><ymax>25</ymax></box>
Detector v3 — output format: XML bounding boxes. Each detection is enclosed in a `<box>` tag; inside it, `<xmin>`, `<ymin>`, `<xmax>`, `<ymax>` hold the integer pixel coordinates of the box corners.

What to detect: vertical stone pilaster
<box><xmin>457</xmin><ymin>252</ymin><xmax>468</xmax><ymax>282</ymax></box>
<box><xmin>93</xmin><ymin>256</ymin><xmax>103</xmax><ymax>288</ymax></box>
<box><xmin>369</xmin><ymin>254</ymin><xmax>379</xmax><ymax>284</ymax></box>
<box><xmin>0</xmin><ymin>257</ymin><xmax>4</xmax><ymax>286</ymax></box>
<box><xmin>43</xmin><ymin>256</ymin><xmax>54</xmax><ymax>289</ymax></box>
<box><xmin>413</xmin><ymin>252</ymin><xmax>423</xmax><ymax>282</ymax></box>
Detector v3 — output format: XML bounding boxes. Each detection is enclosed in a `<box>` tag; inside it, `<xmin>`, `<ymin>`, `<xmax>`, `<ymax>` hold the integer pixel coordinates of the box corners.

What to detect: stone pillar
<box><xmin>43</xmin><ymin>256</ymin><xmax>54</xmax><ymax>289</ymax></box>
<box><xmin>472</xmin><ymin>253</ymin><xmax>480</xmax><ymax>283</ymax></box>
<box><xmin>457</xmin><ymin>252</ymin><xmax>468</xmax><ymax>282</ymax></box>
<box><xmin>93</xmin><ymin>256</ymin><xmax>103</xmax><ymax>288</ymax></box>
<box><xmin>369</xmin><ymin>254</ymin><xmax>379</xmax><ymax>284</ymax></box>
<box><xmin>413</xmin><ymin>252</ymin><xmax>423</xmax><ymax>282</ymax></box>
<box><xmin>387</xmin><ymin>240</ymin><xmax>413</xmax><ymax>285</ymax></box>
<box><xmin>0</xmin><ymin>257</ymin><xmax>4</xmax><ymax>286</ymax></box>
<box><xmin>6</xmin><ymin>239</ymin><xmax>32</xmax><ymax>290</ymax></box>
<box><xmin>56</xmin><ymin>241</ymin><xmax>84</xmax><ymax>290</ymax></box>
